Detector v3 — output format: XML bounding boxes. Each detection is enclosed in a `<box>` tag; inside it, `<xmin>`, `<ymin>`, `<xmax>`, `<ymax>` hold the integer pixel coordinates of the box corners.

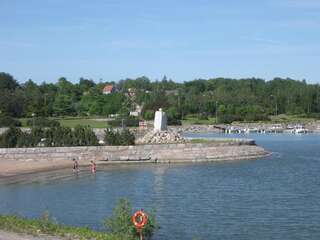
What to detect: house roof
<box><xmin>103</xmin><ymin>85</ymin><xmax>114</xmax><ymax>92</ymax></box>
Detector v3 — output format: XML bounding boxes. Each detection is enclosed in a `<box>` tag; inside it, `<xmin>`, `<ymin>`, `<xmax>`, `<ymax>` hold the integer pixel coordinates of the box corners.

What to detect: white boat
<box><xmin>269</xmin><ymin>124</ymin><xmax>284</xmax><ymax>133</ymax></box>
<box><xmin>244</xmin><ymin>128</ymin><xmax>259</xmax><ymax>134</ymax></box>
<box><xmin>292</xmin><ymin>125</ymin><xmax>308</xmax><ymax>134</ymax></box>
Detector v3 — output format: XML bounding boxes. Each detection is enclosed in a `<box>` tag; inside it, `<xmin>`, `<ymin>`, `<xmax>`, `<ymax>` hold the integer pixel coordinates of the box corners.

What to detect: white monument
<box><xmin>154</xmin><ymin>108</ymin><xmax>167</xmax><ymax>131</ymax></box>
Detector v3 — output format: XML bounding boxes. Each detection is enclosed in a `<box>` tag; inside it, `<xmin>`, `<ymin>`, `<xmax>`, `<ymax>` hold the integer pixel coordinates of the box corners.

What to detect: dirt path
<box><xmin>0</xmin><ymin>230</ymin><xmax>64</xmax><ymax>240</ymax></box>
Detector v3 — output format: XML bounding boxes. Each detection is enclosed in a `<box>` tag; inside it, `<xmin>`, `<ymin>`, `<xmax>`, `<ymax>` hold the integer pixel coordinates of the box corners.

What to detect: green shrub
<box><xmin>0</xmin><ymin>126</ymin><xmax>23</xmax><ymax>148</ymax></box>
<box><xmin>244</xmin><ymin>113</ymin><xmax>270</xmax><ymax>122</ymax></box>
<box><xmin>0</xmin><ymin>126</ymin><xmax>99</xmax><ymax>148</ymax></box>
<box><xmin>52</xmin><ymin>126</ymin><xmax>74</xmax><ymax>146</ymax></box>
<box><xmin>166</xmin><ymin>107</ymin><xmax>182</xmax><ymax>125</ymax></box>
<box><xmin>104</xmin><ymin>128</ymin><xmax>120</xmax><ymax>145</ymax></box>
<box><xmin>30</xmin><ymin>127</ymin><xmax>44</xmax><ymax>146</ymax></box>
<box><xmin>143</xmin><ymin>110</ymin><xmax>154</xmax><ymax>120</ymax></box>
<box><xmin>167</xmin><ymin>117</ymin><xmax>182</xmax><ymax>126</ymax></box>
<box><xmin>46</xmin><ymin>126</ymin><xmax>99</xmax><ymax>147</ymax></box>
<box><xmin>16</xmin><ymin>131</ymin><xmax>32</xmax><ymax>147</ymax></box>
<box><xmin>104</xmin><ymin>199</ymin><xmax>133</xmax><ymax>237</ymax></box>
<box><xmin>198</xmin><ymin>112</ymin><xmax>209</xmax><ymax>120</ymax></box>
<box><xmin>304</xmin><ymin>113</ymin><xmax>320</xmax><ymax>119</ymax></box>
<box><xmin>120</xmin><ymin>129</ymin><xmax>135</xmax><ymax>145</ymax></box>
<box><xmin>104</xmin><ymin>198</ymin><xmax>158</xmax><ymax>240</ymax></box>
<box><xmin>104</xmin><ymin>128</ymin><xmax>135</xmax><ymax>146</ymax></box>
<box><xmin>218</xmin><ymin>114</ymin><xmax>242</xmax><ymax>124</ymax></box>
<box><xmin>72</xmin><ymin>125</ymin><xmax>99</xmax><ymax>146</ymax></box>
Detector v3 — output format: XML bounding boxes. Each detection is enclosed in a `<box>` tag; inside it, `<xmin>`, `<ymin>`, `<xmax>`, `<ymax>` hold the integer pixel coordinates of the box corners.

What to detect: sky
<box><xmin>1</xmin><ymin>0</ymin><xmax>320</xmax><ymax>84</ymax></box>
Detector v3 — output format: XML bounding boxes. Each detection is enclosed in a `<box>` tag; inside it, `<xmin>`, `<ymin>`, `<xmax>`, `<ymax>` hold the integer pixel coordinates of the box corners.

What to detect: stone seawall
<box><xmin>0</xmin><ymin>140</ymin><xmax>269</xmax><ymax>176</ymax></box>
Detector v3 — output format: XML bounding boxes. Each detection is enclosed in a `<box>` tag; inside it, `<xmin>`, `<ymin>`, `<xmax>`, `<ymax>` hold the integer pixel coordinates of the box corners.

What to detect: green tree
<box><xmin>104</xmin><ymin>128</ymin><xmax>135</xmax><ymax>146</ymax></box>
<box><xmin>23</xmin><ymin>79</ymin><xmax>43</xmax><ymax>116</ymax></box>
<box><xmin>53</xmin><ymin>94</ymin><xmax>75</xmax><ymax>116</ymax></box>
<box><xmin>79</xmin><ymin>78</ymin><xmax>96</xmax><ymax>92</ymax></box>
<box><xmin>0</xmin><ymin>72</ymin><xmax>19</xmax><ymax>90</ymax></box>
<box><xmin>143</xmin><ymin>110</ymin><xmax>154</xmax><ymax>120</ymax></box>
<box><xmin>30</xmin><ymin>127</ymin><xmax>44</xmax><ymax>147</ymax></box>
<box><xmin>104</xmin><ymin>199</ymin><xmax>133</xmax><ymax>237</ymax></box>
<box><xmin>73</xmin><ymin>125</ymin><xmax>98</xmax><ymax>146</ymax></box>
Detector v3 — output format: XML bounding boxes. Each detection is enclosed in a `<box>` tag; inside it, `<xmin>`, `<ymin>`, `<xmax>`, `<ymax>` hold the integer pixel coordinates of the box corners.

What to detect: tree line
<box><xmin>1</xmin><ymin>72</ymin><xmax>320</xmax><ymax>123</ymax></box>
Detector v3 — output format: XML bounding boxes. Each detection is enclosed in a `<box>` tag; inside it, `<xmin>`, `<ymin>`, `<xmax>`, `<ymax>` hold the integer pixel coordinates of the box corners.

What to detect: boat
<box><xmin>292</xmin><ymin>125</ymin><xmax>309</xmax><ymax>134</ymax></box>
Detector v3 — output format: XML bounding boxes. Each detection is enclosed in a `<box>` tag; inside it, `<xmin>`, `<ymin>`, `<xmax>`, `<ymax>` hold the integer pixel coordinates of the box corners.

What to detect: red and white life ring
<box><xmin>132</xmin><ymin>210</ymin><xmax>148</xmax><ymax>229</ymax></box>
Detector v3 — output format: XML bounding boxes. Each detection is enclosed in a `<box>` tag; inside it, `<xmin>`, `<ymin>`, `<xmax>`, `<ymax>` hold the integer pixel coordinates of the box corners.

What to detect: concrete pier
<box><xmin>0</xmin><ymin>140</ymin><xmax>269</xmax><ymax>177</ymax></box>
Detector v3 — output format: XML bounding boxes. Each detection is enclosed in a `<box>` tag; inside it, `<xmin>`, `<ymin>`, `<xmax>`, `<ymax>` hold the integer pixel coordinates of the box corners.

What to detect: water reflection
<box><xmin>152</xmin><ymin>165</ymin><xmax>170</xmax><ymax>214</ymax></box>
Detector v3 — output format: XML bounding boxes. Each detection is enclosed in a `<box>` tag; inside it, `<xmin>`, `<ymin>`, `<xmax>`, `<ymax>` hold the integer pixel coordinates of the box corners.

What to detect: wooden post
<box><xmin>139</xmin><ymin>229</ymin><xmax>143</xmax><ymax>240</ymax></box>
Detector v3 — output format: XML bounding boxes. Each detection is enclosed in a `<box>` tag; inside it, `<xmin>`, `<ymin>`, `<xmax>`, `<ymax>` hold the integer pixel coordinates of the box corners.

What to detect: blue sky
<box><xmin>1</xmin><ymin>0</ymin><xmax>320</xmax><ymax>83</ymax></box>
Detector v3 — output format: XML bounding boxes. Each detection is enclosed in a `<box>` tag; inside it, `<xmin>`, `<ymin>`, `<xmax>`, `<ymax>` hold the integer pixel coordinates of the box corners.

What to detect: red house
<box><xmin>102</xmin><ymin>84</ymin><xmax>115</xmax><ymax>94</ymax></box>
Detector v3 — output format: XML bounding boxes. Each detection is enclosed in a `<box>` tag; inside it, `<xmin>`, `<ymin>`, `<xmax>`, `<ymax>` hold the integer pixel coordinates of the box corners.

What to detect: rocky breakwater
<box><xmin>136</xmin><ymin>130</ymin><xmax>185</xmax><ymax>144</ymax></box>
<box><xmin>122</xmin><ymin>130</ymin><xmax>269</xmax><ymax>164</ymax></box>
<box><xmin>150</xmin><ymin>141</ymin><xmax>269</xmax><ymax>163</ymax></box>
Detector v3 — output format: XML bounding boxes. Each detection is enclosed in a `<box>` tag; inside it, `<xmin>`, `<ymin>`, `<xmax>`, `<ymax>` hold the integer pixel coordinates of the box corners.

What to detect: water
<box><xmin>0</xmin><ymin>133</ymin><xmax>320</xmax><ymax>239</ymax></box>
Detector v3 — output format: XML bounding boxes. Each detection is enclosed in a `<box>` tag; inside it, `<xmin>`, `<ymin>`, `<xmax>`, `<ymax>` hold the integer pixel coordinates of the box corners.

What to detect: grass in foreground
<box><xmin>0</xmin><ymin>214</ymin><xmax>123</xmax><ymax>240</ymax></box>
<box><xmin>0</xmin><ymin>199</ymin><xmax>157</xmax><ymax>240</ymax></box>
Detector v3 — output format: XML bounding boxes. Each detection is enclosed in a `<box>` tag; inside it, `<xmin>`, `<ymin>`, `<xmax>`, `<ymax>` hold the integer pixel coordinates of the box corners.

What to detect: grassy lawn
<box><xmin>182</xmin><ymin>115</ymin><xmax>217</xmax><ymax>125</ymax></box>
<box><xmin>0</xmin><ymin>215</ymin><xmax>123</xmax><ymax>240</ymax></box>
<box><xmin>182</xmin><ymin>114</ymin><xmax>317</xmax><ymax>125</ymax></box>
<box><xmin>269</xmin><ymin>114</ymin><xmax>317</xmax><ymax>123</ymax></box>
<box><xmin>18</xmin><ymin>118</ymin><xmax>29</xmax><ymax>127</ymax></box>
<box><xmin>17</xmin><ymin>114</ymin><xmax>318</xmax><ymax>129</ymax></box>
<box><xmin>57</xmin><ymin>118</ymin><xmax>108</xmax><ymax>128</ymax></box>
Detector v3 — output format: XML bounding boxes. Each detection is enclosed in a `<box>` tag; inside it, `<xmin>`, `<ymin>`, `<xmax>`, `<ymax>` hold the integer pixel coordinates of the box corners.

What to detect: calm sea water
<box><xmin>0</xmin><ymin>133</ymin><xmax>320</xmax><ymax>239</ymax></box>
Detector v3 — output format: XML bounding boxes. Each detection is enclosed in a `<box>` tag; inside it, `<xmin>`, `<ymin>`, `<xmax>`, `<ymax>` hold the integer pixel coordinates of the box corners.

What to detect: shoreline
<box><xmin>0</xmin><ymin>153</ymin><xmax>271</xmax><ymax>185</ymax></box>
<box><xmin>0</xmin><ymin>139</ymin><xmax>269</xmax><ymax>181</ymax></box>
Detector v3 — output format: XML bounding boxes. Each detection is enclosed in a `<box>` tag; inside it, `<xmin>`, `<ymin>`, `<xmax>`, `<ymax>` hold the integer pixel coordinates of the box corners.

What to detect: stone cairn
<box><xmin>137</xmin><ymin>108</ymin><xmax>185</xmax><ymax>144</ymax></box>
<box><xmin>137</xmin><ymin>129</ymin><xmax>185</xmax><ymax>144</ymax></box>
